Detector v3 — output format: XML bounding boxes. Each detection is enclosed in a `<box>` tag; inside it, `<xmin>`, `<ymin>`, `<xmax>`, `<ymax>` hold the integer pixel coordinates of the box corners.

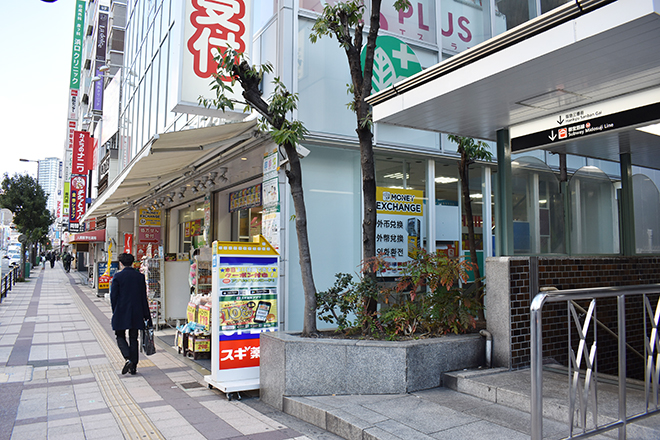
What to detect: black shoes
<box><xmin>122</xmin><ymin>360</ymin><xmax>132</xmax><ymax>375</ymax></box>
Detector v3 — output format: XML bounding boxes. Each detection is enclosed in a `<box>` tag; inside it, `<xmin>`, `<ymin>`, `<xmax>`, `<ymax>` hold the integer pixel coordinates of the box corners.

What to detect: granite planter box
<box><xmin>260</xmin><ymin>331</ymin><xmax>485</xmax><ymax>410</ymax></box>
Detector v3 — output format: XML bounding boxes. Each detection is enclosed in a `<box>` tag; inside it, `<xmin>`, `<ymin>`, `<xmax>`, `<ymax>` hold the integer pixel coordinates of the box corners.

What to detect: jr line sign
<box><xmin>510</xmin><ymin>91</ymin><xmax>660</xmax><ymax>152</ymax></box>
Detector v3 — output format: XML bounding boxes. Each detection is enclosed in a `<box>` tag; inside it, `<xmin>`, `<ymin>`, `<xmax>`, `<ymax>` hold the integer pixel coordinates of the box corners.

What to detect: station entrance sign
<box><xmin>510</xmin><ymin>91</ymin><xmax>660</xmax><ymax>152</ymax></box>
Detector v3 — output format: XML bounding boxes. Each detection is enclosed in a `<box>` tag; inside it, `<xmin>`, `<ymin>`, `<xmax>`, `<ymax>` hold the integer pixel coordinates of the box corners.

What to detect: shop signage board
<box><xmin>97</xmin><ymin>261</ymin><xmax>119</xmax><ymax>294</ymax></box>
<box><xmin>376</xmin><ymin>187</ymin><xmax>424</xmax><ymax>276</ymax></box>
<box><xmin>174</xmin><ymin>0</ymin><xmax>252</xmax><ymax>117</ymax></box>
<box><xmin>205</xmin><ymin>235</ymin><xmax>279</xmax><ymax>394</ymax></box>
<box><xmin>510</xmin><ymin>91</ymin><xmax>660</xmax><ymax>152</ymax></box>
<box><xmin>360</xmin><ymin>35</ymin><xmax>422</xmax><ymax>93</ymax></box>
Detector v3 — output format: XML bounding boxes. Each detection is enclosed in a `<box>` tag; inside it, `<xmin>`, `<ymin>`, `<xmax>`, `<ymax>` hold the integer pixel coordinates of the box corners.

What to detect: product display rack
<box><xmin>194</xmin><ymin>258</ymin><xmax>212</xmax><ymax>295</ymax></box>
<box><xmin>143</xmin><ymin>257</ymin><xmax>164</xmax><ymax>329</ymax></box>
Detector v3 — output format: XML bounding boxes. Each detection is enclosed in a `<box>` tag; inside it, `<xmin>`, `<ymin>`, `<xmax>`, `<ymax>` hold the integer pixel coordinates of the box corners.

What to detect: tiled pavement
<box><xmin>0</xmin><ymin>263</ymin><xmax>341</xmax><ymax>440</ymax></box>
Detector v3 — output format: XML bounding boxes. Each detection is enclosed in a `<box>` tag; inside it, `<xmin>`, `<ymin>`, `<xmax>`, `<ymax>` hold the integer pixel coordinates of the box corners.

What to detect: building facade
<box><xmin>72</xmin><ymin>0</ymin><xmax>660</xmax><ymax>336</ymax></box>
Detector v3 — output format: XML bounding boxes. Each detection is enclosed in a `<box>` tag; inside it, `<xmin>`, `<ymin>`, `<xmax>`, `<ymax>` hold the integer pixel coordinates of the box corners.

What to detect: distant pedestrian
<box><xmin>63</xmin><ymin>252</ymin><xmax>72</xmax><ymax>273</ymax></box>
<box><xmin>110</xmin><ymin>253</ymin><xmax>152</xmax><ymax>375</ymax></box>
<box><xmin>46</xmin><ymin>251</ymin><xmax>55</xmax><ymax>269</ymax></box>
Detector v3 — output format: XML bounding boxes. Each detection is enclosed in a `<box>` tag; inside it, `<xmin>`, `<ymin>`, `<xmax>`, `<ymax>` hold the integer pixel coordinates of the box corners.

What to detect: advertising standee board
<box><xmin>204</xmin><ymin>235</ymin><xmax>279</xmax><ymax>395</ymax></box>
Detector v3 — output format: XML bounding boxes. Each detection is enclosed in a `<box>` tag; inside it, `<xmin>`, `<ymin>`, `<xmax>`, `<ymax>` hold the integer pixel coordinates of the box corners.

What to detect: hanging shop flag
<box><xmin>72</xmin><ymin>131</ymin><xmax>90</xmax><ymax>174</ymax></box>
<box><xmin>205</xmin><ymin>235</ymin><xmax>279</xmax><ymax>394</ymax></box>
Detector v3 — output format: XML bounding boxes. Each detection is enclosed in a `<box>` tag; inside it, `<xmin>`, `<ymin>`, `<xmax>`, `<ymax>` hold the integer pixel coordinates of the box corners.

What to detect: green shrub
<box><xmin>316</xmin><ymin>249</ymin><xmax>483</xmax><ymax>339</ymax></box>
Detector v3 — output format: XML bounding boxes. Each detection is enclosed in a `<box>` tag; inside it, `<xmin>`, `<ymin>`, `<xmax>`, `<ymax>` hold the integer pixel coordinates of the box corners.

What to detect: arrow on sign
<box><xmin>557</xmin><ymin>116</ymin><xmax>564</xmax><ymax>125</ymax></box>
<box><xmin>548</xmin><ymin>131</ymin><xmax>557</xmax><ymax>141</ymax></box>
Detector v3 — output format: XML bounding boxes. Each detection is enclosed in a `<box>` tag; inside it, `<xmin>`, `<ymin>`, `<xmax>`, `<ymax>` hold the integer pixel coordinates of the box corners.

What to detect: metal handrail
<box><xmin>531</xmin><ymin>284</ymin><xmax>660</xmax><ymax>440</ymax></box>
<box><xmin>0</xmin><ymin>265</ymin><xmax>19</xmax><ymax>302</ymax></box>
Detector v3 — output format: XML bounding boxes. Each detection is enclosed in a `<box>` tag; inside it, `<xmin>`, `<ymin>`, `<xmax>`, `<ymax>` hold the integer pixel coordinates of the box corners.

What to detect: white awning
<box><xmin>85</xmin><ymin>120</ymin><xmax>259</xmax><ymax>219</ymax></box>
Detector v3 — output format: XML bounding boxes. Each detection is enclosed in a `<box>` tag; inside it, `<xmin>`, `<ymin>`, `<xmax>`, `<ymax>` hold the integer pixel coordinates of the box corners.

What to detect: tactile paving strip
<box><xmin>67</xmin><ymin>279</ymin><xmax>163</xmax><ymax>439</ymax></box>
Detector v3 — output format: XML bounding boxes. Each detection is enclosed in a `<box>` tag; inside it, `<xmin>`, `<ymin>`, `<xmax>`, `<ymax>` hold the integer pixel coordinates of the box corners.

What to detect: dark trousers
<box><xmin>115</xmin><ymin>329</ymin><xmax>139</xmax><ymax>366</ymax></box>
<box><xmin>50</xmin><ymin>259</ymin><xmax>55</xmax><ymax>268</ymax></box>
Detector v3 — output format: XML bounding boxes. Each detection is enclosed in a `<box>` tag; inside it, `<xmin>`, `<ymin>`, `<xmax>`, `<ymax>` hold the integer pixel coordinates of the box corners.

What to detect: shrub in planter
<box><xmin>316</xmin><ymin>249</ymin><xmax>483</xmax><ymax>339</ymax></box>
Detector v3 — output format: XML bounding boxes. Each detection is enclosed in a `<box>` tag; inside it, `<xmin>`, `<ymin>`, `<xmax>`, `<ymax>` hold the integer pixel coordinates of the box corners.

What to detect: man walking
<box><xmin>62</xmin><ymin>252</ymin><xmax>72</xmax><ymax>273</ymax></box>
<box><xmin>110</xmin><ymin>253</ymin><xmax>152</xmax><ymax>375</ymax></box>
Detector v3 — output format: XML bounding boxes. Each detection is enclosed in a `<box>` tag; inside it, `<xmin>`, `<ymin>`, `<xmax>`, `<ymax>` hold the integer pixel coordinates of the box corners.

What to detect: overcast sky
<box><xmin>0</xmin><ymin>0</ymin><xmax>74</xmax><ymax>180</ymax></box>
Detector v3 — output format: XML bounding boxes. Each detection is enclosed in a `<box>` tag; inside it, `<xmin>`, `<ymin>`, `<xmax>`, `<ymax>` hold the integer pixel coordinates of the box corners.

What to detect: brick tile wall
<box><xmin>509</xmin><ymin>256</ymin><xmax>660</xmax><ymax>380</ymax></box>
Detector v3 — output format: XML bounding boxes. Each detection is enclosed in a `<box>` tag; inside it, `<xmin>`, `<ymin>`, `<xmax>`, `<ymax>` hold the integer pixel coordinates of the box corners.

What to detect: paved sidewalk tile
<box><xmin>0</xmin><ymin>266</ymin><xmax>338</xmax><ymax>440</ymax></box>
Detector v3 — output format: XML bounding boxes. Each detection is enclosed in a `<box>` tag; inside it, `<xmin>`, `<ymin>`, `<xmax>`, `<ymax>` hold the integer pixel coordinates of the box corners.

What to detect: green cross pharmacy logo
<box><xmin>361</xmin><ymin>35</ymin><xmax>422</xmax><ymax>93</ymax></box>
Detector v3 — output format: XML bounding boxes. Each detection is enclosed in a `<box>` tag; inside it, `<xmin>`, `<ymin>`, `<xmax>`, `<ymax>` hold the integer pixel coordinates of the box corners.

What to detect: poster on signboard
<box><xmin>376</xmin><ymin>187</ymin><xmax>424</xmax><ymax>276</ymax></box>
<box><xmin>205</xmin><ymin>235</ymin><xmax>279</xmax><ymax>394</ymax></box>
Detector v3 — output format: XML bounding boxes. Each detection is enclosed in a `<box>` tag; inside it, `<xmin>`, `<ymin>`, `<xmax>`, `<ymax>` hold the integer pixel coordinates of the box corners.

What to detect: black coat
<box><xmin>110</xmin><ymin>267</ymin><xmax>152</xmax><ymax>331</ymax></box>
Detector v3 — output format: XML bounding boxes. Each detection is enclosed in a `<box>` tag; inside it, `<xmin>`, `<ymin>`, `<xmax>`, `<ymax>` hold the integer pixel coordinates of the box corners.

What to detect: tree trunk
<box><xmin>459</xmin><ymin>155</ymin><xmax>485</xmax><ymax>321</ymax></box>
<box><xmin>234</xmin><ymin>60</ymin><xmax>318</xmax><ymax>336</ymax></box>
<box><xmin>282</xmin><ymin>142</ymin><xmax>318</xmax><ymax>337</ymax></box>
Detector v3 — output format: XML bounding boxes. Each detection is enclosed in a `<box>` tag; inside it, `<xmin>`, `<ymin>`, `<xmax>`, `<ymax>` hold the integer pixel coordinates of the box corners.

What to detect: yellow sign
<box><xmin>376</xmin><ymin>187</ymin><xmax>424</xmax><ymax>216</ymax></box>
<box><xmin>213</xmin><ymin>235</ymin><xmax>279</xmax><ymax>256</ymax></box>
<box><xmin>218</xmin><ymin>298</ymin><xmax>278</xmax><ymax>329</ymax></box>
<box><xmin>193</xmin><ymin>338</ymin><xmax>210</xmax><ymax>352</ymax></box>
<box><xmin>139</xmin><ymin>208</ymin><xmax>161</xmax><ymax>226</ymax></box>
<box><xmin>198</xmin><ymin>305</ymin><xmax>211</xmax><ymax>330</ymax></box>
<box><xmin>187</xmin><ymin>302</ymin><xmax>197</xmax><ymax>323</ymax></box>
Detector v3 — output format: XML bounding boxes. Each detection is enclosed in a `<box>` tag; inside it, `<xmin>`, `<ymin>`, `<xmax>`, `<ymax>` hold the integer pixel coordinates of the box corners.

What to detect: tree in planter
<box><xmin>446</xmin><ymin>135</ymin><xmax>492</xmax><ymax>320</ymax></box>
<box><xmin>310</xmin><ymin>0</ymin><xmax>410</xmax><ymax>319</ymax></box>
<box><xmin>0</xmin><ymin>174</ymin><xmax>54</xmax><ymax>274</ymax></box>
<box><xmin>201</xmin><ymin>50</ymin><xmax>319</xmax><ymax>336</ymax></box>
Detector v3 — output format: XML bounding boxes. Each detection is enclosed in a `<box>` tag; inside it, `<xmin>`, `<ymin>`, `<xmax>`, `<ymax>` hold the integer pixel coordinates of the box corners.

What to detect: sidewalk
<box><xmin>2</xmin><ymin>264</ymin><xmax>658</xmax><ymax>440</ymax></box>
<box><xmin>0</xmin><ymin>264</ymin><xmax>341</xmax><ymax>440</ymax></box>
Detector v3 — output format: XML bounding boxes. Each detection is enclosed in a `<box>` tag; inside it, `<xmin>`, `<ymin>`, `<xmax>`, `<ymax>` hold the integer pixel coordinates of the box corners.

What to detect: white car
<box><xmin>7</xmin><ymin>252</ymin><xmax>21</xmax><ymax>266</ymax></box>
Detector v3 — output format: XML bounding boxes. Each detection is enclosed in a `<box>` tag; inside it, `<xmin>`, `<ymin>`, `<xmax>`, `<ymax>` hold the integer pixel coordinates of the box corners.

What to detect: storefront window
<box><xmin>375</xmin><ymin>155</ymin><xmax>427</xmax><ymax>263</ymax></box>
<box><xmin>511</xmin><ymin>157</ymin><xmax>565</xmax><ymax>255</ymax></box>
<box><xmin>228</xmin><ymin>183</ymin><xmax>263</xmax><ymax>242</ymax></box>
<box><xmin>297</xmin><ymin>18</ymin><xmax>355</xmax><ymax>137</ymax></box>
<box><xmin>434</xmin><ymin>159</ymin><xmax>461</xmax><ymax>255</ymax></box>
<box><xmin>569</xmin><ymin>166</ymin><xmax>619</xmax><ymax>255</ymax></box>
<box><xmin>178</xmin><ymin>200</ymin><xmax>207</xmax><ymax>253</ymax></box>
<box><xmin>633</xmin><ymin>174</ymin><xmax>660</xmax><ymax>254</ymax></box>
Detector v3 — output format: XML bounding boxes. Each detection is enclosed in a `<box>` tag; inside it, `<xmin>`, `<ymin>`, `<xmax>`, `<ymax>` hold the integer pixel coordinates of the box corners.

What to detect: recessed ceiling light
<box><xmin>435</xmin><ymin>177</ymin><xmax>458</xmax><ymax>184</ymax></box>
<box><xmin>241</xmin><ymin>157</ymin><xmax>248</xmax><ymax>161</ymax></box>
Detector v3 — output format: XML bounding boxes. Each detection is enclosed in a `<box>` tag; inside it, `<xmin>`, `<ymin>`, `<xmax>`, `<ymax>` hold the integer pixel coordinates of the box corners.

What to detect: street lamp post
<box><xmin>19</xmin><ymin>158</ymin><xmax>40</xmax><ymax>184</ymax></box>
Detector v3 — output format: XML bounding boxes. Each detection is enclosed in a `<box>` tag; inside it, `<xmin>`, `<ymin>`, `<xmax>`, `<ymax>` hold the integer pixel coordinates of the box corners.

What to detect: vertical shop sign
<box><xmin>69</xmin><ymin>175</ymin><xmax>88</xmax><ymax>231</ymax></box>
<box><xmin>69</xmin><ymin>0</ymin><xmax>85</xmax><ymax>90</ymax></box>
<box><xmin>205</xmin><ymin>236</ymin><xmax>279</xmax><ymax>392</ymax></box>
<box><xmin>175</xmin><ymin>0</ymin><xmax>252</xmax><ymax>114</ymax></box>
<box><xmin>376</xmin><ymin>187</ymin><xmax>424</xmax><ymax>276</ymax></box>
<box><xmin>63</xmin><ymin>181</ymin><xmax>70</xmax><ymax>218</ymax></box>
<box><xmin>72</xmin><ymin>131</ymin><xmax>90</xmax><ymax>174</ymax></box>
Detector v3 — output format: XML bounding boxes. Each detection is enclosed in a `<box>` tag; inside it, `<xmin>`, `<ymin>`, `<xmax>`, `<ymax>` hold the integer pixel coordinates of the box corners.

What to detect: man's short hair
<box><xmin>118</xmin><ymin>253</ymin><xmax>135</xmax><ymax>267</ymax></box>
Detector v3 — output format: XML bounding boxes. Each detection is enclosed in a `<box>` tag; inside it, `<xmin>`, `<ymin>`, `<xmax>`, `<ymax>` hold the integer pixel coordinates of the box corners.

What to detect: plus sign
<box><xmin>391</xmin><ymin>43</ymin><xmax>417</xmax><ymax>70</ymax></box>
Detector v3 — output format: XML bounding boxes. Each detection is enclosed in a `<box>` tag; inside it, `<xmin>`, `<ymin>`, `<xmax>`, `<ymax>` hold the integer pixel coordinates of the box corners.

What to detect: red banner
<box><xmin>219</xmin><ymin>338</ymin><xmax>260</xmax><ymax>370</ymax></box>
<box><xmin>69</xmin><ymin>175</ymin><xmax>87</xmax><ymax>223</ymax></box>
<box><xmin>72</xmin><ymin>131</ymin><xmax>90</xmax><ymax>175</ymax></box>
<box><xmin>124</xmin><ymin>233</ymin><xmax>133</xmax><ymax>254</ymax></box>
